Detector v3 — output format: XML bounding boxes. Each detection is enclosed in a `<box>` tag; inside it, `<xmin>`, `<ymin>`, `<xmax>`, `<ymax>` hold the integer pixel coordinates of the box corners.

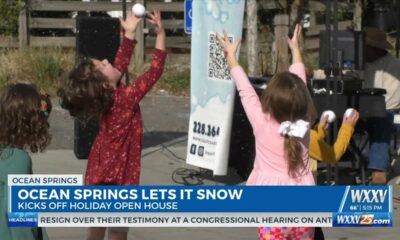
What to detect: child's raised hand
<box><xmin>287</xmin><ymin>24</ymin><xmax>302</xmax><ymax>51</ymax></box>
<box><xmin>319</xmin><ymin>114</ymin><xmax>330</xmax><ymax>130</ymax></box>
<box><xmin>287</xmin><ymin>24</ymin><xmax>303</xmax><ymax>64</ymax></box>
<box><xmin>119</xmin><ymin>10</ymin><xmax>142</xmax><ymax>39</ymax></box>
<box><xmin>216</xmin><ymin>31</ymin><xmax>241</xmax><ymax>58</ymax></box>
<box><xmin>216</xmin><ymin>31</ymin><xmax>241</xmax><ymax>68</ymax></box>
<box><xmin>342</xmin><ymin>110</ymin><xmax>359</xmax><ymax>127</ymax></box>
<box><xmin>147</xmin><ymin>10</ymin><xmax>164</xmax><ymax>35</ymax></box>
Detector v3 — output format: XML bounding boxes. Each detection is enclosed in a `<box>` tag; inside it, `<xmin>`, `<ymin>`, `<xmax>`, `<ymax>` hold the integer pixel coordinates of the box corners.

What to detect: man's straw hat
<box><xmin>365</xmin><ymin>27</ymin><xmax>392</xmax><ymax>50</ymax></box>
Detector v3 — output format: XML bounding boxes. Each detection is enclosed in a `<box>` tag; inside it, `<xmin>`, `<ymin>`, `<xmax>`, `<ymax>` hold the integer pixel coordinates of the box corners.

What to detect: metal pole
<box><xmin>325</xmin><ymin>0</ymin><xmax>331</xmax><ymax>75</ymax></box>
<box><xmin>324</xmin><ymin>0</ymin><xmax>333</xmax><ymax>185</ymax></box>
<box><xmin>122</xmin><ymin>0</ymin><xmax>128</xmax><ymax>83</ymax></box>
<box><xmin>332</xmin><ymin>0</ymin><xmax>340</xmax><ymax>184</ymax></box>
<box><xmin>397</xmin><ymin>0</ymin><xmax>400</xmax><ymax>58</ymax></box>
<box><xmin>122</xmin><ymin>0</ymin><xmax>127</xmax><ymax>19</ymax></box>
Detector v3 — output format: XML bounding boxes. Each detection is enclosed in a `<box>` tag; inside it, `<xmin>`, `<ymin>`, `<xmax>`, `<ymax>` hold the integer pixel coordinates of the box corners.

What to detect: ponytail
<box><xmin>284</xmin><ymin>136</ymin><xmax>305</xmax><ymax>178</ymax></box>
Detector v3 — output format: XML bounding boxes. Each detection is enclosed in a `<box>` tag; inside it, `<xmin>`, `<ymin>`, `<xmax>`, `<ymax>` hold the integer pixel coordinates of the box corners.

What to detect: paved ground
<box><xmin>28</xmin><ymin>95</ymin><xmax>400</xmax><ymax>239</ymax></box>
<box><xmin>48</xmin><ymin>95</ymin><xmax>190</xmax><ymax>150</ymax></box>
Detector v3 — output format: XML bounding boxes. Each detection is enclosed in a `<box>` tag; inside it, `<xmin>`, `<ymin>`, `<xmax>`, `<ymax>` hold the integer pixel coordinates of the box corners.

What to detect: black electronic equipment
<box><xmin>319</xmin><ymin>30</ymin><xmax>365</xmax><ymax>71</ymax></box>
<box><xmin>74</xmin><ymin>17</ymin><xmax>120</xmax><ymax>159</ymax></box>
<box><xmin>312</xmin><ymin>76</ymin><xmax>364</xmax><ymax>95</ymax></box>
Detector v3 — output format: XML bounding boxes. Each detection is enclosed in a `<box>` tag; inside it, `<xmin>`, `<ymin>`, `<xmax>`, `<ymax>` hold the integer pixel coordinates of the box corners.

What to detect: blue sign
<box><xmin>186</xmin><ymin>0</ymin><xmax>245</xmax><ymax>175</ymax></box>
<box><xmin>184</xmin><ymin>0</ymin><xmax>192</xmax><ymax>34</ymax></box>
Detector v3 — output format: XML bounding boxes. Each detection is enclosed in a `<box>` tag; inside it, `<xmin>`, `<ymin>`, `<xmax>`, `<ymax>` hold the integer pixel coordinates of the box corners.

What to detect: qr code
<box><xmin>208</xmin><ymin>32</ymin><xmax>233</xmax><ymax>81</ymax></box>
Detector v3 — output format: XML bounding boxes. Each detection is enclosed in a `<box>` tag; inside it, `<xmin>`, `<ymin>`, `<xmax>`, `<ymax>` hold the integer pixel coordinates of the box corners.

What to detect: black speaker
<box><xmin>228</xmin><ymin>91</ymin><xmax>256</xmax><ymax>180</ymax></box>
<box><xmin>74</xmin><ymin>16</ymin><xmax>120</xmax><ymax>159</ymax></box>
<box><xmin>76</xmin><ymin>16</ymin><xmax>120</xmax><ymax>61</ymax></box>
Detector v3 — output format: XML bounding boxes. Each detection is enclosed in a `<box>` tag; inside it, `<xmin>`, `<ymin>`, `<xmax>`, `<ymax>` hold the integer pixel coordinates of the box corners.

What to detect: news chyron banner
<box><xmin>8</xmin><ymin>175</ymin><xmax>393</xmax><ymax>227</ymax></box>
<box><xmin>186</xmin><ymin>0</ymin><xmax>245</xmax><ymax>175</ymax></box>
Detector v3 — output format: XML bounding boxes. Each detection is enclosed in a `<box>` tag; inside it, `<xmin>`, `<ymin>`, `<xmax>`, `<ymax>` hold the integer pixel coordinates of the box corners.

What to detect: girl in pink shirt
<box><xmin>218</xmin><ymin>25</ymin><xmax>316</xmax><ymax>239</ymax></box>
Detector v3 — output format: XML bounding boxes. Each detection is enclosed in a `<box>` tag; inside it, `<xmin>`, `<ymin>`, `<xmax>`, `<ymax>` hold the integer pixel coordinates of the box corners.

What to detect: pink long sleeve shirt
<box><xmin>230</xmin><ymin>63</ymin><xmax>315</xmax><ymax>186</ymax></box>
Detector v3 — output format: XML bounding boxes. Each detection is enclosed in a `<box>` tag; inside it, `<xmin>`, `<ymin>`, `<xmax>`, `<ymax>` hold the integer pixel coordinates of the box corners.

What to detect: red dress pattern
<box><xmin>85</xmin><ymin>37</ymin><xmax>166</xmax><ymax>185</ymax></box>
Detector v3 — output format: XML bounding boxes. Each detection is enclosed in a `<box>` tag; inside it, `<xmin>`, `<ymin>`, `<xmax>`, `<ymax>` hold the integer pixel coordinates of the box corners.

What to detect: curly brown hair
<box><xmin>261</xmin><ymin>72</ymin><xmax>316</xmax><ymax>178</ymax></box>
<box><xmin>57</xmin><ymin>58</ymin><xmax>113</xmax><ymax>122</ymax></box>
<box><xmin>0</xmin><ymin>83</ymin><xmax>51</xmax><ymax>153</ymax></box>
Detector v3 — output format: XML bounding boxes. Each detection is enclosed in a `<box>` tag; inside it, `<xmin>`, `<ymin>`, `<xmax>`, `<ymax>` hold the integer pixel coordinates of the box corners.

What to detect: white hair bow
<box><xmin>279</xmin><ymin>119</ymin><xmax>310</xmax><ymax>138</ymax></box>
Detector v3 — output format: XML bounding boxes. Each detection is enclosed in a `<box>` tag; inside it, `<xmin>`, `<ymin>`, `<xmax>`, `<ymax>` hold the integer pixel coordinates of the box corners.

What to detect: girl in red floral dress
<box><xmin>58</xmin><ymin>10</ymin><xmax>166</xmax><ymax>240</ymax></box>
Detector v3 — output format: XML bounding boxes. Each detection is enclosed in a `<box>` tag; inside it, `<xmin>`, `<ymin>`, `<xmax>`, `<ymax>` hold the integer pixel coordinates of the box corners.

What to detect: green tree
<box><xmin>0</xmin><ymin>0</ymin><xmax>25</xmax><ymax>36</ymax></box>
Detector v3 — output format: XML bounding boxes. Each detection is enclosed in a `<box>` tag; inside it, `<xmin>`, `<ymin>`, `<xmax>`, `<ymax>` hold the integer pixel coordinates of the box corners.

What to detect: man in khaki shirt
<box><xmin>364</xmin><ymin>28</ymin><xmax>400</xmax><ymax>184</ymax></box>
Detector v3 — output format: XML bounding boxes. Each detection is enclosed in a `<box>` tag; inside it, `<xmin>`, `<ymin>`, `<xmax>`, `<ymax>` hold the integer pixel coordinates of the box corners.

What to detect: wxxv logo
<box><xmin>333</xmin><ymin>188</ymin><xmax>392</xmax><ymax>227</ymax></box>
<box><xmin>350</xmin><ymin>189</ymin><xmax>388</xmax><ymax>203</ymax></box>
<box><xmin>333</xmin><ymin>213</ymin><xmax>391</xmax><ymax>227</ymax></box>
<box><xmin>336</xmin><ymin>214</ymin><xmax>374</xmax><ymax>225</ymax></box>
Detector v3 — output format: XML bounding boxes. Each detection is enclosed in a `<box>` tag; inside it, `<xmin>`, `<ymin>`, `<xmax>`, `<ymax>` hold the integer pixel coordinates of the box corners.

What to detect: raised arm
<box><xmin>217</xmin><ymin>32</ymin><xmax>265</xmax><ymax>128</ymax></box>
<box><xmin>287</xmin><ymin>24</ymin><xmax>306</xmax><ymax>83</ymax></box>
<box><xmin>310</xmin><ymin>110</ymin><xmax>359</xmax><ymax>163</ymax></box>
<box><xmin>113</xmin><ymin>10</ymin><xmax>142</xmax><ymax>74</ymax></box>
<box><xmin>310</xmin><ymin>124</ymin><xmax>355</xmax><ymax>163</ymax></box>
<box><xmin>127</xmin><ymin>10</ymin><xmax>166</xmax><ymax>103</ymax></box>
<box><xmin>288</xmin><ymin>24</ymin><xmax>303</xmax><ymax>65</ymax></box>
<box><xmin>113</xmin><ymin>37</ymin><xmax>136</xmax><ymax>74</ymax></box>
<box><xmin>149</xmin><ymin>10</ymin><xmax>166</xmax><ymax>52</ymax></box>
<box><xmin>315</xmin><ymin>114</ymin><xmax>330</xmax><ymax>140</ymax></box>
